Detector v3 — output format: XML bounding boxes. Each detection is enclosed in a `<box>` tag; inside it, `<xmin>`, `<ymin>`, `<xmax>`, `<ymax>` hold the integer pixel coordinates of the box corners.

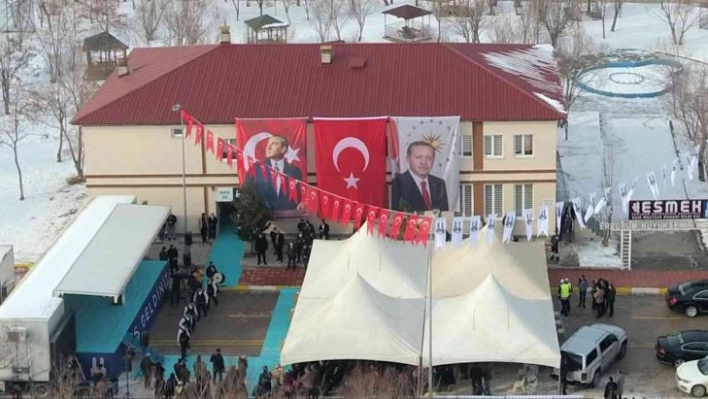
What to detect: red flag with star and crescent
<box><xmin>340</xmin><ymin>200</ymin><xmax>354</xmax><ymax>225</ymax></box>
<box><xmin>416</xmin><ymin>217</ymin><xmax>433</xmax><ymax>247</ymax></box>
<box><xmin>307</xmin><ymin>186</ymin><xmax>319</xmax><ymax>216</ymax></box>
<box><xmin>330</xmin><ymin>196</ymin><xmax>342</xmax><ymax>222</ymax></box>
<box><xmin>403</xmin><ymin>215</ymin><xmax>419</xmax><ymax>243</ymax></box>
<box><xmin>206</xmin><ymin>130</ymin><xmax>215</xmax><ymax>153</ymax></box>
<box><xmin>313</xmin><ymin>118</ymin><xmax>388</xmax><ymax>207</ymax></box>
<box><xmin>378</xmin><ymin>211</ymin><xmax>390</xmax><ymax>237</ymax></box>
<box><xmin>389</xmin><ymin>212</ymin><xmax>404</xmax><ymax>239</ymax></box>
<box><xmin>320</xmin><ymin>192</ymin><xmax>332</xmax><ymax>220</ymax></box>
<box><xmin>353</xmin><ymin>202</ymin><xmax>367</xmax><ymax>229</ymax></box>
<box><xmin>366</xmin><ymin>207</ymin><xmax>379</xmax><ymax>235</ymax></box>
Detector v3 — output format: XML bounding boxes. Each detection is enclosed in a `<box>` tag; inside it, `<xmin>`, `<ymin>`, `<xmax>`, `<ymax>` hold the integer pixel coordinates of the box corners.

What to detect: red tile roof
<box><xmin>72</xmin><ymin>42</ymin><xmax>565</xmax><ymax>126</ymax></box>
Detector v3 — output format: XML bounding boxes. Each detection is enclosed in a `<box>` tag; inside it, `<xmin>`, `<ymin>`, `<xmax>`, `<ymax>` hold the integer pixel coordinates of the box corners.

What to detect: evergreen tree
<box><xmin>234</xmin><ymin>182</ymin><xmax>271</xmax><ymax>241</ymax></box>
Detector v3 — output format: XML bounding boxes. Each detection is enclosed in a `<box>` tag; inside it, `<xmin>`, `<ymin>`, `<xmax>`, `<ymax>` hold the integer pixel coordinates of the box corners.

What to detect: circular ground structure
<box><xmin>576</xmin><ymin>59</ymin><xmax>683</xmax><ymax>98</ymax></box>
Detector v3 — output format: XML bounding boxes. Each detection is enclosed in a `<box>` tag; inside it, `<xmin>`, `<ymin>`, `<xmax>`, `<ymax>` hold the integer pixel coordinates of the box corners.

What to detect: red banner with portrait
<box><xmin>236</xmin><ymin>118</ymin><xmax>307</xmax><ymax>215</ymax></box>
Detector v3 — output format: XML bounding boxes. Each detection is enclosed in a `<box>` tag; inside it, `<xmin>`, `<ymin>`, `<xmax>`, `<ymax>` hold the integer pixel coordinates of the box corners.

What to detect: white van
<box><xmin>554</xmin><ymin>323</ymin><xmax>628</xmax><ymax>387</ymax></box>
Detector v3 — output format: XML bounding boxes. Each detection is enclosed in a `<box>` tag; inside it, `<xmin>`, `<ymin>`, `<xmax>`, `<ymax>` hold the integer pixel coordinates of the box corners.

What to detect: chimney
<box><xmin>117</xmin><ymin>57</ymin><xmax>129</xmax><ymax>77</ymax></box>
<box><xmin>219</xmin><ymin>24</ymin><xmax>231</xmax><ymax>44</ymax></box>
<box><xmin>320</xmin><ymin>45</ymin><xmax>333</xmax><ymax>65</ymax></box>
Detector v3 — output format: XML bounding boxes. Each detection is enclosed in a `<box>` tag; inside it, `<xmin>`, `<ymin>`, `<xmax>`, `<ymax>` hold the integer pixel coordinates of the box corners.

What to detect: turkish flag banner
<box><xmin>354</xmin><ymin>202</ymin><xmax>367</xmax><ymax>229</ymax></box>
<box><xmin>340</xmin><ymin>200</ymin><xmax>354</xmax><ymax>225</ymax></box>
<box><xmin>288</xmin><ymin>178</ymin><xmax>299</xmax><ymax>204</ymax></box>
<box><xmin>278</xmin><ymin>173</ymin><xmax>288</xmax><ymax>198</ymax></box>
<box><xmin>416</xmin><ymin>217</ymin><xmax>433</xmax><ymax>247</ymax></box>
<box><xmin>313</xmin><ymin>117</ymin><xmax>388</xmax><ymax>207</ymax></box>
<box><xmin>378</xmin><ymin>211</ymin><xmax>390</xmax><ymax>237</ymax></box>
<box><xmin>330</xmin><ymin>196</ymin><xmax>342</xmax><ymax>222</ymax></box>
<box><xmin>307</xmin><ymin>186</ymin><xmax>319</xmax><ymax>216</ymax></box>
<box><xmin>236</xmin><ymin>118</ymin><xmax>307</xmax><ymax>215</ymax></box>
<box><xmin>320</xmin><ymin>193</ymin><xmax>332</xmax><ymax>220</ymax></box>
<box><xmin>300</xmin><ymin>183</ymin><xmax>308</xmax><ymax>209</ymax></box>
<box><xmin>226</xmin><ymin>144</ymin><xmax>234</xmax><ymax>166</ymax></box>
<box><xmin>389</xmin><ymin>212</ymin><xmax>404</xmax><ymax>239</ymax></box>
<box><xmin>181</xmin><ymin>110</ymin><xmax>194</xmax><ymax>138</ymax></box>
<box><xmin>403</xmin><ymin>215</ymin><xmax>419</xmax><ymax>243</ymax></box>
<box><xmin>366</xmin><ymin>207</ymin><xmax>379</xmax><ymax>235</ymax></box>
<box><xmin>195</xmin><ymin>124</ymin><xmax>204</xmax><ymax>145</ymax></box>
<box><xmin>216</xmin><ymin>137</ymin><xmax>225</xmax><ymax>159</ymax></box>
<box><xmin>206</xmin><ymin>130</ymin><xmax>215</xmax><ymax>153</ymax></box>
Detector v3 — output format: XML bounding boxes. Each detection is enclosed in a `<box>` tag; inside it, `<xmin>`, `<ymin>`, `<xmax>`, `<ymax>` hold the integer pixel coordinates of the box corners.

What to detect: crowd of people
<box><xmin>177</xmin><ymin>261</ymin><xmax>222</xmax><ymax>359</ymax></box>
<box><xmin>253</xmin><ymin>219</ymin><xmax>329</xmax><ymax>269</ymax></box>
<box><xmin>557</xmin><ymin>275</ymin><xmax>617</xmax><ymax>319</ymax></box>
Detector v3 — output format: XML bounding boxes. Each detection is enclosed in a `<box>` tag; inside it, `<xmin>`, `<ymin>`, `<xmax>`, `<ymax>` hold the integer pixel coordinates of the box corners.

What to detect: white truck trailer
<box><xmin>0</xmin><ymin>195</ymin><xmax>137</xmax><ymax>396</ymax></box>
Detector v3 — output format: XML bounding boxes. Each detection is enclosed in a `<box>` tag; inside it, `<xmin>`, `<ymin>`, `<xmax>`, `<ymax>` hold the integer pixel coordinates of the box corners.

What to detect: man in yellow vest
<box><xmin>559</xmin><ymin>279</ymin><xmax>571</xmax><ymax>316</ymax></box>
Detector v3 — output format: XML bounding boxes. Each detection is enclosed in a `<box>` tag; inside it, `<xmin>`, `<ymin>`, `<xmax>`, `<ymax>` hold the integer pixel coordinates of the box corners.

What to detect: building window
<box><xmin>459</xmin><ymin>184</ymin><xmax>473</xmax><ymax>216</ymax></box>
<box><xmin>171</xmin><ymin>127</ymin><xmax>184</xmax><ymax>137</ymax></box>
<box><xmin>515</xmin><ymin>184</ymin><xmax>534</xmax><ymax>217</ymax></box>
<box><xmin>514</xmin><ymin>134</ymin><xmax>533</xmax><ymax>156</ymax></box>
<box><xmin>484</xmin><ymin>184</ymin><xmax>503</xmax><ymax>216</ymax></box>
<box><xmin>460</xmin><ymin>134</ymin><xmax>473</xmax><ymax>157</ymax></box>
<box><xmin>483</xmin><ymin>135</ymin><xmax>502</xmax><ymax>157</ymax></box>
<box><xmin>221</xmin><ymin>138</ymin><xmax>237</xmax><ymax>161</ymax></box>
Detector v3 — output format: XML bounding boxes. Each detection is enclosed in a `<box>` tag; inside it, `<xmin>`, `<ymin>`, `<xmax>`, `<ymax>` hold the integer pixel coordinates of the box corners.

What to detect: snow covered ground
<box><xmin>577</xmin><ymin>64</ymin><xmax>674</xmax><ymax>95</ymax></box>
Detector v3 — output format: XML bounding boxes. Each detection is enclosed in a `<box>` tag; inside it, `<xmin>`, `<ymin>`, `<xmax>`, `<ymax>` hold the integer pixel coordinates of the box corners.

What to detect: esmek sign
<box><xmin>629</xmin><ymin>200</ymin><xmax>707</xmax><ymax>220</ymax></box>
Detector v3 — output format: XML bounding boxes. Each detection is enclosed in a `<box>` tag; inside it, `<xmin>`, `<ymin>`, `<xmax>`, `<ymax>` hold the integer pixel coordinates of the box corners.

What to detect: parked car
<box><xmin>666</xmin><ymin>280</ymin><xmax>708</xmax><ymax>318</ymax></box>
<box><xmin>656</xmin><ymin>330</ymin><xmax>708</xmax><ymax>366</ymax></box>
<box><xmin>552</xmin><ymin>323</ymin><xmax>628</xmax><ymax>387</ymax></box>
<box><xmin>676</xmin><ymin>356</ymin><xmax>708</xmax><ymax>397</ymax></box>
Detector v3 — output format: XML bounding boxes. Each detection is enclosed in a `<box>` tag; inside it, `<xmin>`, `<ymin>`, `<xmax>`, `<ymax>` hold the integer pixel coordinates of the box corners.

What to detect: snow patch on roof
<box><xmin>482</xmin><ymin>47</ymin><xmax>562</xmax><ymax>100</ymax></box>
<box><xmin>534</xmin><ymin>93</ymin><xmax>566</xmax><ymax>116</ymax></box>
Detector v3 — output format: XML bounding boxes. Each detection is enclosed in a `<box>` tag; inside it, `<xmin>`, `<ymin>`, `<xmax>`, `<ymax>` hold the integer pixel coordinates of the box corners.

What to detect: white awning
<box><xmin>53</xmin><ymin>204</ymin><xmax>170</xmax><ymax>299</ymax></box>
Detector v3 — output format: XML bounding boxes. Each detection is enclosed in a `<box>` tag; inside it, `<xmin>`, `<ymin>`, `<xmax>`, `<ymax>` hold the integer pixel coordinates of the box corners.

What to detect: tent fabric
<box><xmin>53</xmin><ymin>204</ymin><xmax>170</xmax><ymax>299</ymax></box>
<box><xmin>281</xmin><ymin>224</ymin><xmax>560</xmax><ymax>368</ymax></box>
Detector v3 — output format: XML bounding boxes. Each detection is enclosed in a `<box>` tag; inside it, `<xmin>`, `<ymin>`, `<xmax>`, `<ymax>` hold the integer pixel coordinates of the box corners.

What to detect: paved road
<box><xmin>149</xmin><ymin>291</ymin><xmax>278</xmax><ymax>357</ymax></box>
<box><xmin>560</xmin><ymin>295</ymin><xmax>705</xmax><ymax>398</ymax></box>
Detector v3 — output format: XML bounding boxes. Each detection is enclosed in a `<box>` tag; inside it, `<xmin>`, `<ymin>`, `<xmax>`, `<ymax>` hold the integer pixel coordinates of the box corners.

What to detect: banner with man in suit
<box><xmin>236</xmin><ymin>118</ymin><xmax>307</xmax><ymax>217</ymax></box>
<box><xmin>391</xmin><ymin>116</ymin><xmax>460</xmax><ymax>212</ymax></box>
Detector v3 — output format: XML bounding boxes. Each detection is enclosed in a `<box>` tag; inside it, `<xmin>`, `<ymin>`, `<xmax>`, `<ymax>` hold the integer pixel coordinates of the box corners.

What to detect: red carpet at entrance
<box><xmin>239</xmin><ymin>268</ymin><xmax>305</xmax><ymax>286</ymax></box>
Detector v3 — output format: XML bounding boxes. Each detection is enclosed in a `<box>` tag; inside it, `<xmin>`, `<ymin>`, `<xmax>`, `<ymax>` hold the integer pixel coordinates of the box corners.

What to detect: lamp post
<box><xmin>172</xmin><ymin>104</ymin><xmax>190</xmax><ymax>264</ymax></box>
<box><xmin>427</xmin><ymin>209</ymin><xmax>440</xmax><ymax>397</ymax></box>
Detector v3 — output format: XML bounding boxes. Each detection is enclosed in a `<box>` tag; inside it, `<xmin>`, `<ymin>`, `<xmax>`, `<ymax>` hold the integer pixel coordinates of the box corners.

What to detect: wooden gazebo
<box><xmin>245</xmin><ymin>15</ymin><xmax>289</xmax><ymax>44</ymax></box>
<box><xmin>82</xmin><ymin>32</ymin><xmax>128</xmax><ymax>81</ymax></box>
<box><xmin>382</xmin><ymin>4</ymin><xmax>432</xmax><ymax>42</ymax></box>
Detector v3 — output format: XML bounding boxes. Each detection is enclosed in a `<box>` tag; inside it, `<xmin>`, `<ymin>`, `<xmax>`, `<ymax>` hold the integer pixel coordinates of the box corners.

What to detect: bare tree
<box><xmin>281</xmin><ymin>0</ymin><xmax>296</xmax><ymax>23</ymax></box>
<box><xmin>302</xmin><ymin>0</ymin><xmax>312</xmax><ymax>21</ymax></box>
<box><xmin>0</xmin><ymin>89</ymin><xmax>32</xmax><ymax>200</ymax></box>
<box><xmin>349</xmin><ymin>0</ymin><xmax>373</xmax><ymax>41</ymax></box>
<box><xmin>78</xmin><ymin>0</ymin><xmax>125</xmax><ymax>33</ymax></box>
<box><xmin>671</xmin><ymin>64</ymin><xmax>708</xmax><ymax>180</ymax></box>
<box><xmin>330</xmin><ymin>0</ymin><xmax>351</xmax><ymax>41</ymax></box>
<box><xmin>448</xmin><ymin>0</ymin><xmax>487</xmax><ymax>43</ymax></box>
<box><xmin>230</xmin><ymin>0</ymin><xmax>242</xmax><ymax>21</ymax></box>
<box><xmin>29</xmin><ymin>81</ymin><xmax>72</xmax><ymax>163</ymax></box>
<box><xmin>610</xmin><ymin>0</ymin><xmax>623</xmax><ymax>32</ymax></box>
<box><xmin>311</xmin><ymin>0</ymin><xmax>334</xmax><ymax>42</ymax></box>
<box><xmin>427</xmin><ymin>0</ymin><xmax>446</xmax><ymax>42</ymax></box>
<box><xmin>164</xmin><ymin>0</ymin><xmax>215</xmax><ymax>46</ymax></box>
<box><xmin>37</xmin><ymin>0</ymin><xmax>82</xmax><ymax>83</ymax></box>
<box><xmin>136</xmin><ymin>0</ymin><xmax>171</xmax><ymax>45</ymax></box>
<box><xmin>488</xmin><ymin>13</ymin><xmax>538</xmax><ymax>44</ymax></box>
<box><xmin>0</xmin><ymin>33</ymin><xmax>30</xmax><ymax>115</ymax></box>
<box><xmin>654</xmin><ymin>0</ymin><xmax>698</xmax><ymax>45</ymax></box>
<box><xmin>254</xmin><ymin>0</ymin><xmax>266</xmax><ymax>16</ymax></box>
<box><xmin>531</xmin><ymin>0</ymin><xmax>575</xmax><ymax>47</ymax></box>
<box><xmin>601</xmin><ymin>139</ymin><xmax>617</xmax><ymax>247</ymax></box>
<box><xmin>597</xmin><ymin>0</ymin><xmax>609</xmax><ymax>38</ymax></box>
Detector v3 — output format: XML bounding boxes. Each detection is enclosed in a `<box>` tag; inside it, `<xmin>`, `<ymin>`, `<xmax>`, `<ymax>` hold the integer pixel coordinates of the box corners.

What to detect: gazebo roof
<box><xmin>382</xmin><ymin>4</ymin><xmax>432</xmax><ymax>19</ymax></box>
<box><xmin>244</xmin><ymin>14</ymin><xmax>289</xmax><ymax>31</ymax></box>
<box><xmin>82</xmin><ymin>31</ymin><xmax>128</xmax><ymax>52</ymax></box>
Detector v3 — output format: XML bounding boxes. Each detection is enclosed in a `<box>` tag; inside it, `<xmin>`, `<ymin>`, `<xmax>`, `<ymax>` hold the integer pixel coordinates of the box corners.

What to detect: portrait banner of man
<box><xmin>391</xmin><ymin>116</ymin><xmax>461</xmax><ymax>213</ymax></box>
<box><xmin>236</xmin><ymin>118</ymin><xmax>307</xmax><ymax>217</ymax></box>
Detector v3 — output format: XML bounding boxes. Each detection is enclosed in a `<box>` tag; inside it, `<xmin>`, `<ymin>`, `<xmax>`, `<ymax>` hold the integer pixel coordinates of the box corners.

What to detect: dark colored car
<box><xmin>656</xmin><ymin>330</ymin><xmax>708</xmax><ymax>366</ymax></box>
<box><xmin>666</xmin><ymin>280</ymin><xmax>708</xmax><ymax>318</ymax></box>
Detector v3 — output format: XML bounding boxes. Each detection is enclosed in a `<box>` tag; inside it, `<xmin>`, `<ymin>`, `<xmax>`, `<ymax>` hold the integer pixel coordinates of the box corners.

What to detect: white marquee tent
<box><xmin>280</xmin><ymin>225</ymin><xmax>560</xmax><ymax>369</ymax></box>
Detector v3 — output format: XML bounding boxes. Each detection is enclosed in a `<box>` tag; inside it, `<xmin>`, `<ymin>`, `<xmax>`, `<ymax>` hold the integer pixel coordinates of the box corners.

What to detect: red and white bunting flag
<box><xmin>258</xmin><ymin>162</ymin><xmax>268</xmax><ymax>182</ymax></box>
<box><xmin>288</xmin><ymin>178</ymin><xmax>299</xmax><ymax>204</ymax></box>
<box><xmin>278</xmin><ymin>173</ymin><xmax>288</xmax><ymax>198</ymax></box>
<box><xmin>226</xmin><ymin>144</ymin><xmax>234</xmax><ymax>166</ymax></box>
<box><xmin>216</xmin><ymin>137</ymin><xmax>225</xmax><ymax>159</ymax></box>
<box><xmin>366</xmin><ymin>207</ymin><xmax>378</xmax><ymax>235</ymax></box>
<box><xmin>331</xmin><ymin>196</ymin><xmax>342</xmax><ymax>222</ymax></box>
<box><xmin>378</xmin><ymin>211</ymin><xmax>389</xmax><ymax>237</ymax></box>
<box><xmin>354</xmin><ymin>202</ymin><xmax>366</xmax><ymax>229</ymax></box>
<box><xmin>300</xmin><ymin>183</ymin><xmax>308</xmax><ymax>210</ymax></box>
<box><xmin>206</xmin><ymin>130</ymin><xmax>215</xmax><ymax>153</ymax></box>
<box><xmin>320</xmin><ymin>192</ymin><xmax>332</xmax><ymax>220</ymax></box>
<box><xmin>307</xmin><ymin>186</ymin><xmax>319</xmax><ymax>215</ymax></box>
<box><xmin>416</xmin><ymin>217</ymin><xmax>433</xmax><ymax>247</ymax></box>
<box><xmin>181</xmin><ymin>110</ymin><xmax>194</xmax><ymax>137</ymax></box>
<box><xmin>269</xmin><ymin>169</ymin><xmax>279</xmax><ymax>193</ymax></box>
<box><xmin>340</xmin><ymin>200</ymin><xmax>354</xmax><ymax>225</ymax></box>
<box><xmin>403</xmin><ymin>216</ymin><xmax>419</xmax><ymax>243</ymax></box>
<box><xmin>389</xmin><ymin>213</ymin><xmax>404</xmax><ymax>239</ymax></box>
<box><xmin>195</xmin><ymin>124</ymin><xmax>204</xmax><ymax>145</ymax></box>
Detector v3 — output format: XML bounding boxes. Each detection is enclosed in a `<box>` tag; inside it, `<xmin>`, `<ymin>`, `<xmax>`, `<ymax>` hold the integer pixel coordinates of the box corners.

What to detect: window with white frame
<box><xmin>460</xmin><ymin>134</ymin><xmax>473</xmax><ymax>157</ymax></box>
<box><xmin>514</xmin><ymin>134</ymin><xmax>533</xmax><ymax>156</ymax></box>
<box><xmin>484</xmin><ymin>184</ymin><xmax>503</xmax><ymax>216</ymax></box>
<box><xmin>483</xmin><ymin>135</ymin><xmax>502</xmax><ymax>157</ymax></box>
<box><xmin>515</xmin><ymin>184</ymin><xmax>534</xmax><ymax>216</ymax></box>
<box><xmin>221</xmin><ymin>138</ymin><xmax>237</xmax><ymax>161</ymax></box>
<box><xmin>171</xmin><ymin>127</ymin><xmax>184</xmax><ymax>137</ymax></box>
<box><xmin>459</xmin><ymin>184</ymin><xmax>473</xmax><ymax>216</ymax></box>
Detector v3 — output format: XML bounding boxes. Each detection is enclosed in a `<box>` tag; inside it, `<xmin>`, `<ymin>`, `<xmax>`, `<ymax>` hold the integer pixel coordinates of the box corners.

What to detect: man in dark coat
<box><xmin>391</xmin><ymin>141</ymin><xmax>449</xmax><ymax>212</ymax></box>
<box><xmin>607</xmin><ymin>283</ymin><xmax>617</xmax><ymax>317</ymax></box>
<box><xmin>319</xmin><ymin>220</ymin><xmax>330</xmax><ymax>240</ymax></box>
<box><xmin>270</xmin><ymin>228</ymin><xmax>278</xmax><ymax>256</ymax></box>
<box><xmin>287</xmin><ymin>242</ymin><xmax>297</xmax><ymax>270</ymax></box>
<box><xmin>255</xmin><ymin>233</ymin><xmax>268</xmax><ymax>265</ymax></box>
<box><xmin>208</xmin><ymin>213</ymin><xmax>218</xmax><ymax>240</ymax></box>
<box><xmin>167</xmin><ymin>245</ymin><xmax>179</xmax><ymax>274</ymax></box>
<box><xmin>275</xmin><ymin>229</ymin><xmax>285</xmax><ymax>262</ymax></box>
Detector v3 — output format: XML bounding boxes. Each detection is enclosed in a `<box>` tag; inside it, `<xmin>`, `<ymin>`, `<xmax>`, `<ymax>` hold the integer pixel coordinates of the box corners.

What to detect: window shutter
<box><xmin>484</xmin><ymin>185</ymin><xmax>492</xmax><ymax>215</ymax></box>
<box><xmin>515</xmin><ymin>184</ymin><xmax>523</xmax><ymax>216</ymax></box>
<box><xmin>524</xmin><ymin>135</ymin><xmax>533</xmax><ymax>155</ymax></box>
<box><xmin>484</xmin><ymin>136</ymin><xmax>492</xmax><ymax>156</ymax></box>
<box><xmin>461</xmin><ymin>134</ymin><xmax>473</xmax><ymax>156</ymax></box>
<box><xmin>494</xmin><ymin>136</ymin><xmax>502</xmax><ymax>156</ymax></box>
<box><xmin>514</xmin><ymin>135</ymin><xmax>522</xmax><ymax>155</ymax></box>
<box><xmin>494</xmin><ymin>184</ymin><xmax>503</xmax><ymax>215</ymax></box>
<box><xmin>525</xmin><ymin>184</ymin><xmax>534</xmax><ymax>212</ymax></box>
<box><xmin>463</xmin><ymin>184</ymin><xmax>472</xmax><ymax>216</ymax></box>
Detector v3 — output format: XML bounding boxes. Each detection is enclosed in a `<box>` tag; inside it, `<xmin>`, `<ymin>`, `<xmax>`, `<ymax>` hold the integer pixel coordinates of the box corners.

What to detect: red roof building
<box><xmin>72</xmin><ymin>42</ymin><xmax>565</xmax><ymax>126</ymax></box>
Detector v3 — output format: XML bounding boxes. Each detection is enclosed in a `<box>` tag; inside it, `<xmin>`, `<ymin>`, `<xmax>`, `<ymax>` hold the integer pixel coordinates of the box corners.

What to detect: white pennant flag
<box><xmin>469</xmin><ymin>215</ymin><xmax>481</xmax><ymax>246</ymax></box>
<box><xmin>646</xmin><ymin>171</ymin><xmax>659</xmax><ymax>200</ymax></box>
<box><xmin>524</xmin><ymin>209</ymin><xmax>534</xmax><ymax>241</ymax></box>
<box><xmin>451</xmin><ymin>217</ymin><xmax>464</xmax><ymax>247</ymax></box>
<box><xmin>555</xmin><ymin>202</ymin><xmax>564</xmax><ymax>233</ymax></box>
<box><xmin>537</xmin><ymin>205</ymin><xmax>549</xmax><ymax>238</ymax></box>
<box><xmin>594</xmin><ymin>187</ymin><xmax>610</xmax><ymax>215</ymax></box>
<box><xmin>486</xmin><ymin>214</ymin><xmax>496</xmax><ymax>244</ymax></box>
<box><xmin>572</xmin><ymin>197</ymin><xmax>586</xmax><ymax>229</ymax></box>
<box><xmin>619</xmin><ymin>183</ymin><xmax>629</xmax><ymax>215</ymax></box>
<box><xmin>434</xmin><ymin>218</ymin><xmax>447</xmax><ymax>249</ymax></box>
<box><xmin>661</xmin><ymin>165</ymin><xmax>667</xmax><ymax>192</ymax></box>
<box><xmin>671</xmin><ymin>158</ymin><xmax>679</xmax><ymax>187</ymax></box>
<box><xmin>502</xmin><ymin>212</ymin><xmax>516</xmax><ymax>244</ymax></box>
<box><xmin>584</xmin><ymin>192</ymin><xmax>595</xmax><ymax>223</ymax></box>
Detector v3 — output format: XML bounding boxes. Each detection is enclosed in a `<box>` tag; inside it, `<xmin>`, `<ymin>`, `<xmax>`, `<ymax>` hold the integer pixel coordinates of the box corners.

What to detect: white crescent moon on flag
<box><xmin>243</xmin><ymin>132</ymin><xmax>272</xmax><ymax>171</ymax></box>
<box><xmin>332</xmin><ymin>137</ymin><xmax>370</xmax><ymax>172</ymax></box>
